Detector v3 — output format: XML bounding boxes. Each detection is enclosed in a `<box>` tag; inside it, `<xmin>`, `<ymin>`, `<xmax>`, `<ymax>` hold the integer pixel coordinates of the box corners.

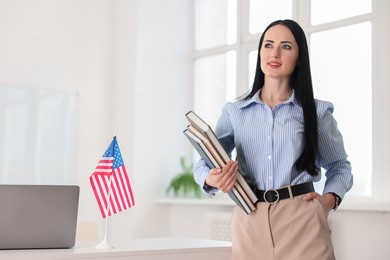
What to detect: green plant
<box><xmin>166</xmin><ymin>157</ymin><xmax>202</xmax><ymax>198</ymax></box>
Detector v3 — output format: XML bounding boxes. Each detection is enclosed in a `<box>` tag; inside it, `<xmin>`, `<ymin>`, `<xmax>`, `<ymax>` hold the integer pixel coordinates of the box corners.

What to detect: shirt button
<box><xmin>267</xmin><ymin>155</ymin><xmax>272</xmax><ymax>160</ymax></box>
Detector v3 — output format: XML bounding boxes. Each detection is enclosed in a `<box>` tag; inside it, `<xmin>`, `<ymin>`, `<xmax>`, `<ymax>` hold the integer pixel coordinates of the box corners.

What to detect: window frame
<box><xmin>191</xmin><ymin>0</ymin><xmax>390</xmax><ymax>211</ymax></box>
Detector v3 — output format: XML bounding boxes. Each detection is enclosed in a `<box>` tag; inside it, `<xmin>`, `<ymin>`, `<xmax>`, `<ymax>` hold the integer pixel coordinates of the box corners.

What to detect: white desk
<box><xmin>0</xmin><ymin>237</ymin><xmax>232</xmax><ymax>260</ymax></box>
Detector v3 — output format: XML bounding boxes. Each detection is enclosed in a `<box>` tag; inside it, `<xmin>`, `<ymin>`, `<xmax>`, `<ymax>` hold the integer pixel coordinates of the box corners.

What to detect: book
<box><xmin>186</xmin><ymin>111</ymin><xmax>258</xmax><ymax>203</ymax></box>
<box><xmin>186</xmin><ymin>125</ymin><xmax>225</xmax><ymax>167</ymax></box>
<box><xmin>183</xmin><ymin>129</ymin><xmax>219</xmax><ymax>169</ymax></box>
<box><xmin>186</xmin><ymin>125</ymin><xmax>255</xmax><ymax>212</ymax></box>
<box><xmin>184</xmin><ymin>128</ymin><xmax>252</xmax><ymax>214</ymax></box>
<box><xmin>184</xmin><ymin>111</ymin><xmax>257</xmax><ymax>214</ymax></box>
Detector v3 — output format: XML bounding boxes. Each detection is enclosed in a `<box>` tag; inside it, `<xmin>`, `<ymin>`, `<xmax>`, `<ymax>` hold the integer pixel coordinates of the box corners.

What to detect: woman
<box><xmin>193</xmin><ymin>19</ymin><xmax>353</xmax><ymax>260</ymax></box>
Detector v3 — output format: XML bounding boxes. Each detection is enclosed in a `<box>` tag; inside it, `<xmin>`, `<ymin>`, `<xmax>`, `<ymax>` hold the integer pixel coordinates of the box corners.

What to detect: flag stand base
<box><xmin>95</xmin><ymin>216</ymin><xmax>115</xmax><ymax>249</ymax></box>
<box><xmin>95</xmin><ymin>237</ymin><xmax>115</xmax><ymax>249</ymax></box>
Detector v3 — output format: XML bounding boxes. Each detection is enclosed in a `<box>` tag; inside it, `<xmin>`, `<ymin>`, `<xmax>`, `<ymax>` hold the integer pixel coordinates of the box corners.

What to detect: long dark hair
<box><xmin>244</xmin><ymin>19</ymin><xmax>319</xmax><ymax>176</ymax></box>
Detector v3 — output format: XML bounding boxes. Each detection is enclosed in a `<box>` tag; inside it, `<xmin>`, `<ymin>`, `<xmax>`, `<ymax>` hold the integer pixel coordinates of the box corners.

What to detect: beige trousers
<box><xmin>231</xmin><ymin>194</ymin><xmax>335</xmax><ymax>260</ymax></box>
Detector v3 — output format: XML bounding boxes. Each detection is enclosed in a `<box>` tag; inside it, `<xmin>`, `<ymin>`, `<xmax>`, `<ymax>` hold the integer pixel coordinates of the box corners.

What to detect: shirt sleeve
<box><xmin>193</xmin><ymin>159</ymin><xmax>219</xmax><ymax>195</ymax></box>
<box><xmin>316</xmin><ymin>101</ymin><xmax>353</xmax><ymax>199</ymax></box>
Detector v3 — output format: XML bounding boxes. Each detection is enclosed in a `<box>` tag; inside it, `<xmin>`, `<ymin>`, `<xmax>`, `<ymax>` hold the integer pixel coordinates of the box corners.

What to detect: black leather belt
<box><xmin>254</xmin><ymin>182</ymin><xmax>314</xmax><ymax>204</ymax></box>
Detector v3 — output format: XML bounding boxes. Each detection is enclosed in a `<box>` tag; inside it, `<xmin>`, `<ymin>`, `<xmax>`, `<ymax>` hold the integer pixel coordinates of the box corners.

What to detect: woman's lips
<box><xmin>268</xmin><ymin>62</ymin><xmax>281</xmax><ymax>68</ymax></box>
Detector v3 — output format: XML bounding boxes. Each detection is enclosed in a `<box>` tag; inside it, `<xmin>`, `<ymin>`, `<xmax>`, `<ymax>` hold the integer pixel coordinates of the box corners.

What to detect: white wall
<box><xmin>107</xmin><ymin>0</ymin><xmax>193</xmax><ymax>239</ymax></box>
<box><xmin>0</xmin><ymin>0</ymin><xmax>389</xmax><ymax>259</ymax></box>
<box><xmin>0</xmin><ymin>0</ymin><xmax>117</xmax><ymax>228</ymax></box>
<box><xmin>0</xmin><ymin>0</ymin><xmax>192</xmax><ymax>240</ymax></box>
<box><xmin>129</xmin><ymin>0</ymin><xmax>192</xmax><ymax>238</ymax></box>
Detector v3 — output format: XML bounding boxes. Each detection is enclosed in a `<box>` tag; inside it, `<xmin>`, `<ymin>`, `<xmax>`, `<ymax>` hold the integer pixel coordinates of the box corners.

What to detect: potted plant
<box><xmin>166</xmin><ymin>157</ymin><xmax>202</xmax><ymax>199</ymax></box>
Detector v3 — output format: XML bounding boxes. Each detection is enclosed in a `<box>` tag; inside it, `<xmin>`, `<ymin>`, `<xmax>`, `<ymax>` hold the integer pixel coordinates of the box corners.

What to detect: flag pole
<box><xmin>95</xmin><ymin>171</ymin><xmax>115</xmax><ymax>249</ymax></box>
<box><xmin>95</xmin><ymin>137</ymin><xmax>116</xmax><ymax>249</ymax></box>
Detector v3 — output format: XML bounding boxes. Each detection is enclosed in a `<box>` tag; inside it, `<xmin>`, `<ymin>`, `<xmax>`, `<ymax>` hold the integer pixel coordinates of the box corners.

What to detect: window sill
<box><xmin>158</xmin><ymin>195</ymin><xmax>390</xmax><ymax>213</ymax></box>
<box><xmin>337</xmin><ymin>197</ymin><xmax>390</xmax><ymax>213</ymax></box>
<box><xmin>157</xmin><ymin>194</ymin><xmax>235</xmax><ymax>207</ymax></box>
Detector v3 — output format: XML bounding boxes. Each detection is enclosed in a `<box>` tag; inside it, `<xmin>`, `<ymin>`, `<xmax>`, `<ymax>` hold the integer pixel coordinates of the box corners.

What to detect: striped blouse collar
<box><xmin>238</xmin><ymin>89</ymin><xmax>300</xmax><ymax>109</ymax></box>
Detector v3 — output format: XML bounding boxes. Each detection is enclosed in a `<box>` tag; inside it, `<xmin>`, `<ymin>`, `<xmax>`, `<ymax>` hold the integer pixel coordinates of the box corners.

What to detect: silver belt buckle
<box><xmin>263</xmin><ymin>189</ymin><xmax>280</xmax><ymax>204</ymax></box>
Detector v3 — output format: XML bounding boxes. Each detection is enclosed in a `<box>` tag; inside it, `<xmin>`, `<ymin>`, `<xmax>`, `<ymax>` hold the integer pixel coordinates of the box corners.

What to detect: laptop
<box><xmin>0</xmin><ymin>184</ymin><xmax>80</xmax><ymax>249</ymax></box>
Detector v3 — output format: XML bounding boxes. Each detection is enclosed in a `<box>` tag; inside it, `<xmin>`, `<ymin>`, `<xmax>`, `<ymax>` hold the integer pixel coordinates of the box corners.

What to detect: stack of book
<box><xmin>183</xmin><ymin>111</ymin><xmax>257</xmax><ymax>214</ymax></box>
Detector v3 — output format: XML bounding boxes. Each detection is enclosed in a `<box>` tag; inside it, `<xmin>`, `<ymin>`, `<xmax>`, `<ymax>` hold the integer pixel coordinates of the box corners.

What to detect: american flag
<box><xmin>89</xmin><ymin>137</ymin><xmax>135</xmax><ymax>218</ymax></box>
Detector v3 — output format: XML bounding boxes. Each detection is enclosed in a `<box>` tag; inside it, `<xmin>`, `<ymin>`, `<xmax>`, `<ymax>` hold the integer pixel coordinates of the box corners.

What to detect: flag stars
<box><xmin>102</xmin><ymin>140</ymin><xmax>124</xmax><ymax>169</ymax></box>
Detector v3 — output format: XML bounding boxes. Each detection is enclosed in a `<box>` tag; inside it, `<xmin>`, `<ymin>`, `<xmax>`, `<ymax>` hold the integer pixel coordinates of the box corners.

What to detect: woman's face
<box><xmin>260</xmin><ymin>24</ymin><xmax>299</xmax><ymax>80</ymax></box>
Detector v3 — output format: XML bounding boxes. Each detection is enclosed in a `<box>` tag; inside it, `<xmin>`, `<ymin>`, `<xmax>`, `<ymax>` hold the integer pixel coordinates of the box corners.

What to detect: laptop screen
<box><xmin>0</xmin><ymin>184</ymin><xmax>80</xmax><ymax>249</ymax></box>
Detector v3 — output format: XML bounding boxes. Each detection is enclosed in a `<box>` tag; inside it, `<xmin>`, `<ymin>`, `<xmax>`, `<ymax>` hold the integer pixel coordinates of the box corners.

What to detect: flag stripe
<box><xmin>112</xmin><ymin>170</ymin><xmax>125</xmax><ymax>210</ymax></box>
<box><xmin>90</xmin><ymin>174</ymin><xmax>107</xmax><ymax>218</ymax></box>
<box><xmin>119</xmin><ymin>166</ymin><xmax>135</xmax><ymax>207</ymax></box>
<box><xmin>116</xmin><ymin>168</ymin><xmax>130</xmax><ymax>209</ymax></box>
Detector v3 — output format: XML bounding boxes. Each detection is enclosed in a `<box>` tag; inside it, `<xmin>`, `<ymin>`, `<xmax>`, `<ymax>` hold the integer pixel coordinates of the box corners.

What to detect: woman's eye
<box><xmin>282</xmin><ymin>45</ymin><xmax>292</xmax><ymax>50</ymax></box>
<box><xmin>264</xmin><ymin>43</ymin><xmax>272</xmax><ymax>48</ymax></box>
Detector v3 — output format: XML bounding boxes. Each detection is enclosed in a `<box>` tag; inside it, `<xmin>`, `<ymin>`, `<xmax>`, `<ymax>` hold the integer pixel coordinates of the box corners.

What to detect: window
<box><xmin>309</xmin><ymin>20</ymin><xmax>372</xmax><ymax>199</ymax></box>
<box><xmin>192</xmin><ymin>0</ymin><xmax>390</xmax><ymax>210</ymax></box>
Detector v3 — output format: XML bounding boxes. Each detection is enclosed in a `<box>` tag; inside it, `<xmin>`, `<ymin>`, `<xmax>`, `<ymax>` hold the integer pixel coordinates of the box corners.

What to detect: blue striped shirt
<box><xmin>194</xmin><ymin>90</ymin><xmax>353</xmax><ymax>199</ymax></box>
